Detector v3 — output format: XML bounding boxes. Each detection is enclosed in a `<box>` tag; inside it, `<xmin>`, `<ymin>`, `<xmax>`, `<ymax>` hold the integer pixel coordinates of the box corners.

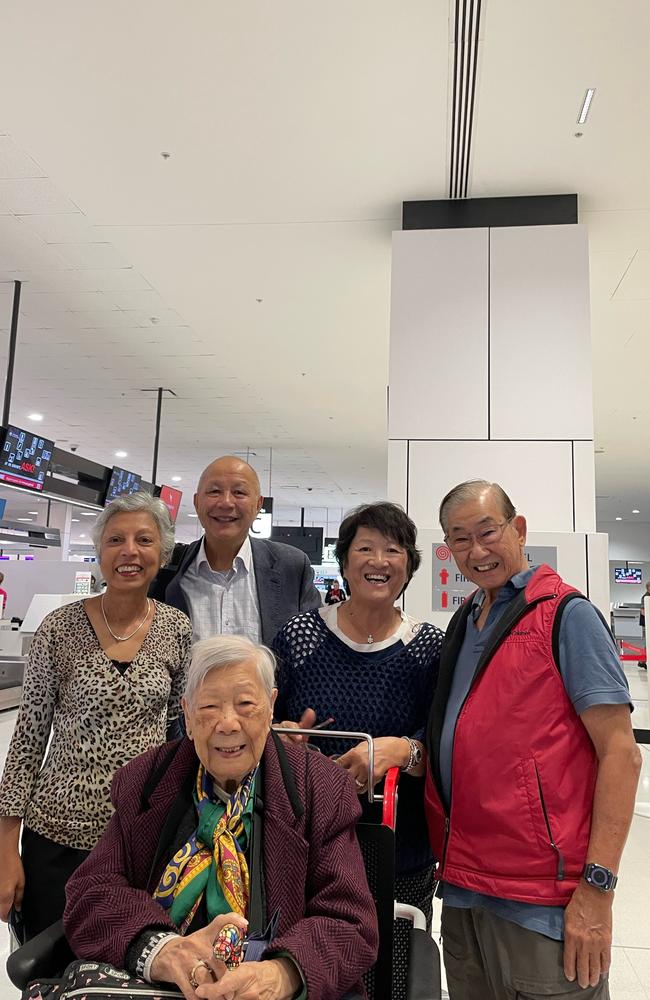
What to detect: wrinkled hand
<box><xmin>275</xmin><ymin>708</ymin><xmax>316</xmax><ymax>744</ymax></box>
<box><xmin>563</xmin><ymin>882</ymin><xmax>613</xmax><ymax>988</ymax></box>
<box><xmin>0</xmin><ymin>848</ymin><xmax>24</xmax><ymax>922</ymax></box>
<box><xmin>150</xmin><ymin>913</ymin><xmax>248</xmax><ymax>1000</ymax></box>
<box><xmin>196</xmin><ymin>957</ymin><xmax>301</xmax><ymax>1000</ymax></box>
<box><xmin>336</xmin><ymin>737</ymin><xmax>409</xmax><ymax>791</ymax></box>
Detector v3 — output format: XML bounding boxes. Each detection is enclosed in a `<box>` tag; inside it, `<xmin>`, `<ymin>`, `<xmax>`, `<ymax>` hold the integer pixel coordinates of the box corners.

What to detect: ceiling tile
<box><xmin>0</xmin><ymin>137</ymin><xmax>46</xmax><ymax>179</ymax></box>
<box><xmin>20</xmin><ymin>213</ymin><xmax>98</xmax><ymax>244</ymax></box>
<box><xmin>0</xmin><ymin>178</ymin><xmax>80</xmax><ymax>214</ymax></box>
<box><xmin>54</xmin><ymin>242</ymin><xmax>131</xmax><ymax>269</ymax></box>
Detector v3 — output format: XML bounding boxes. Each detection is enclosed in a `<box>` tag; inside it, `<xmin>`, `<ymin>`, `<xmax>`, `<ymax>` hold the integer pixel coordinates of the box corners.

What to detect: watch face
<box><xmin>590</xmin><ymin>867</ymin><xmax>610</xmax><ymax>888</ymax></box>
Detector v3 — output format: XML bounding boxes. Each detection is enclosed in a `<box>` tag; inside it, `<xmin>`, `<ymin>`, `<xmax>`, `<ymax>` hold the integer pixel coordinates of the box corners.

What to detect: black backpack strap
<box><xmin>247</xmin><ymin>769</ymin><xmax>267</xmax><ymax>936</ymax></box>
<box><xmin>270</xmin><ymin>729</ymin><xmax>305</xmax><ymax>820</ymax></box>
<box><xmin>551</xmin><ymin>592</ymin><xmax>617</xmax><ymax>672</ymax></box>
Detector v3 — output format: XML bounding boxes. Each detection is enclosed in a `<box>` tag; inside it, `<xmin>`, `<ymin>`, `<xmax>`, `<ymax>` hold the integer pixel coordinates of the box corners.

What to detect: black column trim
<box><xmin>403</xmin><ymin>194</ymin><xmax>579</xmax><ymax>231</ymax></box>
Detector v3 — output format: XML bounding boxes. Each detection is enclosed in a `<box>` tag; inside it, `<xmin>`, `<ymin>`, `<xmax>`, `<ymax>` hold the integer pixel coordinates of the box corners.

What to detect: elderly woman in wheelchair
<box><xmin>61</xmin><ymin>635</ymin><xmax>378</xmax><ymax>1000</ymax></box>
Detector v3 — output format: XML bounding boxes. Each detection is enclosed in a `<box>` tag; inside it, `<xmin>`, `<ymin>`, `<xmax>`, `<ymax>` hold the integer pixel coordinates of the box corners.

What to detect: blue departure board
<box><xmin>0</xmin><ymin>425</ymin><xmax>54</xmax><ymax>491</ymax></box>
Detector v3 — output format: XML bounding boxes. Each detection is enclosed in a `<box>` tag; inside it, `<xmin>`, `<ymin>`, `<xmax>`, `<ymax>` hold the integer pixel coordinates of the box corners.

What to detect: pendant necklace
<box><xmin>101</xmin><ymin>595</ymin><xmax>151</xmax><ymax>642</ymax></box>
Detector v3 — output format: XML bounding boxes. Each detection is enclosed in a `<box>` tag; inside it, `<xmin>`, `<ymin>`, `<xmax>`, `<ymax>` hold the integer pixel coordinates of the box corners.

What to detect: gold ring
<box><xmin>189</xmin><ymin>959</ymin><xmax>214</xmax><ymax>989</ymax></box>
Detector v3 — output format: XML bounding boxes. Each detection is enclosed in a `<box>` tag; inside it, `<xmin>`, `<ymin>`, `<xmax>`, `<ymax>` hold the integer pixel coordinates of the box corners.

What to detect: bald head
<box><xmin>194</xmin><ymin>456</ymin><xmax>263</xmax><ymax>563</ymax></box>
<box><xmin>197</xmin><ymin>456</ymin><xmax>261</xmax><ymax>496</ymax></box>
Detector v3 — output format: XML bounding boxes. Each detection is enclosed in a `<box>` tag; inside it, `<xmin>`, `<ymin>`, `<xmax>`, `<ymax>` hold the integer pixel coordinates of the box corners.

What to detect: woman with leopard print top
<box><xmin>0</xmin><ymin>492</ymin><xmax>192</xmax><ymax>941</ymax></box>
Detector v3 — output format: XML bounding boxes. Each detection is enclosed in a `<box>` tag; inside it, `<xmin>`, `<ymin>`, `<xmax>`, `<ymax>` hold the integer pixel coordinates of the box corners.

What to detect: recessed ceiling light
<box><xmin>632</xmin><ymin>509</ymin><xmax>640</xmax><ymax>514</ymax></box>
<box><xmin>79</xmin><ymin>534</ymin><xmax>86</xmax><ymax>538</ymax></box>
<box><xmin>577</xmin><ymin>88</ymin><xmax>596</xmax><ymax>125</ymax></box>
<box><xmin>616</xmin><ymin>517</ymin><xmax>622</xmax><ymax>521</ymax></box>
<box><xmin>115</xmin><ymin>451</ymin><xmax>128</xmax><ymax>458</ymax></box>
<box><xmin>28</xmin><ymin>412</ymin><xmax>43</xmax><ymax>421</ymax></box>
<box><xmin>71</xmin><ymin>518</ymin><xmax>80</xmax><ymax>522</ymax></box>
<box><xmin>171</xmin><ymin>476</ymin><xmax>181</xmax><ymax>482</ymax></box>
<box><xmin>17</xmin><ymin>518</ymin><xmax>33</xmax><ymax>522</ymax></box>
<box><xmin>27</xmin><ymin>511</ymin><xmax>38</xmax><ymax>515</ymax></box>
<box><xmin>81</xmin><ymin>512</ymin><xmax>95</xmax><ymax>516</ymax></box>
<box><xmin>188</xmin><ymin>513</ymin><xmax>198</xmax><ymax>518</ymax></box>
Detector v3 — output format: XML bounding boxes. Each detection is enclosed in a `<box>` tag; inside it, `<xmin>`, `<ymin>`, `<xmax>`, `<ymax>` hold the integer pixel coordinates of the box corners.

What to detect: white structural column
<box><xmin>387</xmin><ymin>222</ymin><xmax>608</xmax><ymax>624</ymax></box>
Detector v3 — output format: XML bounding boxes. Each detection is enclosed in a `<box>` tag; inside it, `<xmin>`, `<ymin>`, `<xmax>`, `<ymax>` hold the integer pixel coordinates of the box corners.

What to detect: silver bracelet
<box><xmin>137</xmin><ymin>931</ymin><xmax>180</xmax><ymax>982</ymax></box>
<box><xmin>400</xmin><ymin>737</ymin><xmax>423</xmax><ymax>774</ymax></box>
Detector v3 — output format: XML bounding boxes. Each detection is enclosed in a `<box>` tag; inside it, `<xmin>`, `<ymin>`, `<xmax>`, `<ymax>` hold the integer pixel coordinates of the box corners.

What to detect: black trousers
<box><xmin>21</xmin><ymin>827</ymin><xmax>90</xmax><ymax>941</ymax></box>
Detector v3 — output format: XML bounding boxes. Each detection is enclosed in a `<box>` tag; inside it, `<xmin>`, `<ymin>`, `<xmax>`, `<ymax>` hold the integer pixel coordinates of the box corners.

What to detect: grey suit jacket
<box><xmin>149</xmin><ymin>536</ymin><xmax>322</xmax><ymax>645</ymax></box>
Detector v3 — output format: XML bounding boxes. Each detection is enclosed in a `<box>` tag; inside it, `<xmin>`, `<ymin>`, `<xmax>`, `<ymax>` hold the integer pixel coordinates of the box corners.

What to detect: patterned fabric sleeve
<box><xmin>0</xmin><ymin>617</ymin><xmax>58</xmax><ymax>817</ymax></box>
<box><xmin>166</xmin><ymin>613</ymin><xmax>193</xmax><ymax>723</ymax></box>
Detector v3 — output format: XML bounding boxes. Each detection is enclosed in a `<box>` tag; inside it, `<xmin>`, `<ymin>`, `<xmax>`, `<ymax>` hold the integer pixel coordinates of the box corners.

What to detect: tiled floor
<box><xmin>0</xmin><ymin>664</ymin><xmax>648</xmax><ymax>998</ymax></box>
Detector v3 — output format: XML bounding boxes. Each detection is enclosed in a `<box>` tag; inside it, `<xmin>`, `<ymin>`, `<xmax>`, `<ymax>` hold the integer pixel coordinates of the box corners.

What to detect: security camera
<box><xmin>307</xmin><ymin>487</ymin><xmax>313</xmax><ymax>492</ymax></box>
<box><xmin>70</xmin><ymin>445</ymin><xmax>78</xmax><ymax>452</ymax></box>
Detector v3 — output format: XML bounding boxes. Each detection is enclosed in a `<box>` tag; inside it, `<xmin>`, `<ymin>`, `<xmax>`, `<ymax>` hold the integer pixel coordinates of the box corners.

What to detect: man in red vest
<box><xmin>425</xmin><ymin>479</ymin><xmax>640</xmax><ymax>999</ymax></box>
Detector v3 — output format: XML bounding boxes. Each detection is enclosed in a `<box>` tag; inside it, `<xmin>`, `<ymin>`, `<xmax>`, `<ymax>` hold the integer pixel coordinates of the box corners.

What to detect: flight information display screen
<box><xmin>159</xmin><ymin>485</ymin><xmax>182</xmax><ymax>523</ymax></box>
<box><xmin>0</xmin><ymin>425</ymin><xmax>54</xmax><ymax>491</ymax></box>
<box><xmin>104</xmin><ymin>466</ymin><xmax>142</xmax><ymax>504</ymax></box>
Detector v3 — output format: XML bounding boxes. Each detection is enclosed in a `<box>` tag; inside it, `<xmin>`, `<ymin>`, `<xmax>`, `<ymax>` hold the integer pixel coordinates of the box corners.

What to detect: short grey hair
<box><xmin>91</xmin><ymin>492</ymin><xmax>176</xmax><ymax>565</ymax></box>
<box><xmin>184</xmin><ymin>635</ymin><xmax>276</xmax><ymax>706</ymax></box>
<box><xmin>439</xmin><ymin>480</ymin><xmax>516</xmax><ymax>533</ymax></box>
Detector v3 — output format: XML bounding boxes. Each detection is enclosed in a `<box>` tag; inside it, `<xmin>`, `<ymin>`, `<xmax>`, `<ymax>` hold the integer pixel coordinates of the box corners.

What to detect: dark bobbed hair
<box><xmin>335</xmin><ymin>502</ymin><xmax>421</xmax><ymax>596</ymax></box>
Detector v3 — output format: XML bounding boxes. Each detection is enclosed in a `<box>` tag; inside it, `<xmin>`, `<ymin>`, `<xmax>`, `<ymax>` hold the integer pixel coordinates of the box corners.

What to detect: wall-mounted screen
<box><xmin>0</xmin><ymin>425</ymin><xmax>54</xmax><ymax>491</ymax></box>
<box><xmin>271</xmin><ymin>526</ymin><xmax>324</xmax><ymax>565</ymax></box>
<box><xmin>614</xmin><ymin>566</ymin><xmax>643</xmax><ymax>584</ymax></box>
<box><xmin>104</xmin><ymin>466</ymin><xmax>141</xmax><ymax>505</ymax></box>
<box><xmin>159</xmin><ymin>485</ymin><xmax>182</xmax><ymax>523</ymax></box>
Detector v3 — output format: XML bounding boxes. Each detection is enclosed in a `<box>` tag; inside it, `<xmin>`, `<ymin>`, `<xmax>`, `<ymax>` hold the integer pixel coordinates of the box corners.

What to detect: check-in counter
<box><xmin>611</xmin><ymin>604</ymin><xmax>643</xmax><ymax>640</ymax></box>
<box><xmin>0</xmin><ymin>655</ymin><xmax>25</xmax><ymax>711</ymax></box>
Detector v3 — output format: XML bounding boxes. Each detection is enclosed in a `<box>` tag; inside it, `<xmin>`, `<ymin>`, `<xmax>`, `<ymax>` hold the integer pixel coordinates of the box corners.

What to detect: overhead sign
<box><xmin>431</xmin><ymin>544</ymin><xmax>558</xmax><ymax>612</ymax></box>
<box><xmin>250</xmin><ymin>512</ymin><xmax>273</xmax><ymax>539</ymax></box>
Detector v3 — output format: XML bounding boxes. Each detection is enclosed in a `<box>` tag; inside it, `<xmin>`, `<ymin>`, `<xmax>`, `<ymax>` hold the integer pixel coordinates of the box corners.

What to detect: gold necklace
<box><xmin>101</xmin><ymin>595</ymin><xmax>151</xmax><ymax>642</ymax></box>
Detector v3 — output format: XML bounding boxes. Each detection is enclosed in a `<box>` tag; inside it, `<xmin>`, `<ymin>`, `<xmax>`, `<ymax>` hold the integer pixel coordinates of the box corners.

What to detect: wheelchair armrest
<box><xmin>406</xmin><ymin>927</ymin><xmax>442</xmax><ymax>1000</ymax></box>
<box><xmin>6</xmin><ymin>919</ymin><xmax>74</xmax><ymax>990</ymax></box>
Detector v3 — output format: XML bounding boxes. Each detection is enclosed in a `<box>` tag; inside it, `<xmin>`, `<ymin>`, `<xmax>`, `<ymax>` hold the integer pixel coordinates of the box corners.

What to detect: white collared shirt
<box><xmin>179</xmin><ymin>535</ymin><xmax>262</xmax><ymax>643</ymax></box>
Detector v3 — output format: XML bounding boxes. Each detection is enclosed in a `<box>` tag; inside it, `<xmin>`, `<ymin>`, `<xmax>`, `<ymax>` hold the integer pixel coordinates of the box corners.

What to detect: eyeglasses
<box><xmin>444</xmin><ymin>516</ymin><xmax>514</xmax><ymax>554</ymax></box>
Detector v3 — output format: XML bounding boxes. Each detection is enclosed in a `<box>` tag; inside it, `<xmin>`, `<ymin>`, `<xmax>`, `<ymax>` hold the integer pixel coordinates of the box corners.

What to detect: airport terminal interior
<box><xmin>1</xmin><ymin>1</ymin><xmax>650</xmax><ymax>997</ymax></box>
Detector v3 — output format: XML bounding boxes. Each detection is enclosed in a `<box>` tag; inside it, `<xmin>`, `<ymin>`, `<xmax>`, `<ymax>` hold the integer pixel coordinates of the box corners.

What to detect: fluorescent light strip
<box><xmin>577</xmin><ymin>88</ymin><xmax>595</xmax><ymax>125</ymax></box>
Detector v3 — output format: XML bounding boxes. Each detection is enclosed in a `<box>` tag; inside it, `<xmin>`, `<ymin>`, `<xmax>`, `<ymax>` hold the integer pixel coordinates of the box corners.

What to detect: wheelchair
<box><xmin>7</xmin><ymin>729</ymin><xmax>441</xmax><ymax>1000</ymax></box>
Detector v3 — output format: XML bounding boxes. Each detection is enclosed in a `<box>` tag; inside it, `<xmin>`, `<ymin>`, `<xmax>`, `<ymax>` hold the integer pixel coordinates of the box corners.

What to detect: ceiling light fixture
<box><xmin>632</xmin><ymin>509</ymin><xmax>640</xmax><ymax>514</ymax></box>
<box><xmin>171</xmin><ymin>476</ymin><xmax>181</xmax><ymax>482</ymax></box>
<box><xmin>17</xmin><ymin>518</ymin><xmax>33</xmax><ymax>522</ymax></box>
<box><xmin>28</xmin><ymin>511</ymin><xmax>38</xmax><ymax>515</ymax></box>
<box><xmin>577</xmin><ymin>88</ymin><xmax>596</xmax><ymax>125</ymax></box>
<box><xmin>71</xmin><ymin>518</ymin><xmax>80</xmax><ymax>522</ymax></box>
<box><xmin>28</xmin><ymin>413</ymin><xmax>44</xmax><ymax>421</ymax></box>
<box><xmin>80</xmin><ymin>512</ymin><xmax>95</xmax><ymax>517</ymax></box>
<box><xmin>79</xmin><ymin>534</ymin><xmax>86</xmax><ymax>538</ymax></box>
<box><xmin>188</xmin><ymin>513</ymin><xmax>198</xmax><ymax>518</ymax></box>
<box><xmin>115</xmin><ymin>451</ymin><xmax>128</xmax><ymax>458</ymax></box>
<box><xmin>615</xmin><ymin>516</ymin><xmax>622</xmax><ymax>521</ymax></box>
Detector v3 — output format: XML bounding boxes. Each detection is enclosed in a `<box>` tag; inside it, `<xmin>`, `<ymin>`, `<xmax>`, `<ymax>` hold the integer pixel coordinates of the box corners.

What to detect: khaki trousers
<box><xmin>441</xmin><ymin>905</ymin><xmax>610</xmax><ymax>999</ymax></box>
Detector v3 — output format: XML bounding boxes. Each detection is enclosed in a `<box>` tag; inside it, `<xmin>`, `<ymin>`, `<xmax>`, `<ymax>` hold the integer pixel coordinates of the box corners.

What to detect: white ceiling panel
<box><xmin>21</xmin><ymin>212</ymin><xmax>99</xmax><ymax>244</ymax></box>
<box><xmin>0</xmin><ymin>177</ymin><xmax>80</xmax><ymax>215</ymax></box>
<box><xmin>612</xmin><ymin>251</ymin><xmax>650</xmax><ymax>300</ymax></box>
<box><xmin>0</xmin><ymin>136</ymin><xmax>45</xmax><ymax>179</ymax></box>
<box><xmin>54</xmin><ymin>242</ymin><xmax>131</xmax><ymax>269</ymax></box>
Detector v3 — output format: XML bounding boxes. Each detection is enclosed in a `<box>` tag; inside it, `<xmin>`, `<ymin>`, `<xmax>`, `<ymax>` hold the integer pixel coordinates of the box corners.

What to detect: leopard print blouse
<box><xmin>0</xmin><ymin>600</ymin><xmax>192</xmax><ymax>850</ymax></box>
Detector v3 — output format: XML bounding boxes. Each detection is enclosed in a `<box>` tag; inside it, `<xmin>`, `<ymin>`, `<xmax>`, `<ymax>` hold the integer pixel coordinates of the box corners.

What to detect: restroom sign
<box><xmin>431</xmin><ymin>544</ymin><xmax>557</xmax><ymax>612</ymax></box>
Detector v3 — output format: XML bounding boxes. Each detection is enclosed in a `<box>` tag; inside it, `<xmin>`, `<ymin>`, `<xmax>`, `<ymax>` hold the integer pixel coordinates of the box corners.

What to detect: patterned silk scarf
<box><xmin>153</xmin><ymin>765</ymin><xmax>257</xmax><ymax>933</ymax></box>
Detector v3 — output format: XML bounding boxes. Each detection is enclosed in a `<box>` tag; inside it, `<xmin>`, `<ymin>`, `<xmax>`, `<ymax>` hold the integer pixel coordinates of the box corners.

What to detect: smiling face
<box><xmin>343</xmin><ymin>526</ymin><xmax>408</xmax><ymax>607</ymax></box>
<box><xmin>445</xmin><ymin>489</ymin><xmax>528</xmax><ymax>598</ymax></box>
<box><xmin>194</xmin><ymin>457</ymin><xmax>263</xmax><ymax>554</ymax></box>
<box><xmin>183</xmin><ymin>658</ymin><xmax>276</xmax><ymax>791</ymax></box>
<box><xmin>98</xmin><ymin>511</ymin><xmax>163</xmax><ymax>590</ymax></box>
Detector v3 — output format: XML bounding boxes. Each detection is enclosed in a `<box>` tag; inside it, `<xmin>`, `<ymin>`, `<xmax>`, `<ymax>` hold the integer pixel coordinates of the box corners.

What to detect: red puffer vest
<box><xmin>425</xmin><ymin>565</ymin><xmax>598</xmax><ymax>906</ymax></box>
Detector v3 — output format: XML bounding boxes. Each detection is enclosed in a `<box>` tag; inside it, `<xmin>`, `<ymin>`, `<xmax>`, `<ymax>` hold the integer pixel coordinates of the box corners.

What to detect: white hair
<box><xmin>185</xmin><ymin>634</ymin><xmax>276</xmax><ymax>706</ymax></box>
<box><xmin>91</xmin><ymin>492</ymin><xmax>176</xmax><ymax>565</ymax></box>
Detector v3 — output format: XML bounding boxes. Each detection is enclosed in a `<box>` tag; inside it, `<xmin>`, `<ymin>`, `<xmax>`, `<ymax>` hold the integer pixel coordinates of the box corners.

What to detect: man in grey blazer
<box><xmin>149</xmin><ymin>455</ymin><xmax>321</xmax><ymax>644</ymax></box>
